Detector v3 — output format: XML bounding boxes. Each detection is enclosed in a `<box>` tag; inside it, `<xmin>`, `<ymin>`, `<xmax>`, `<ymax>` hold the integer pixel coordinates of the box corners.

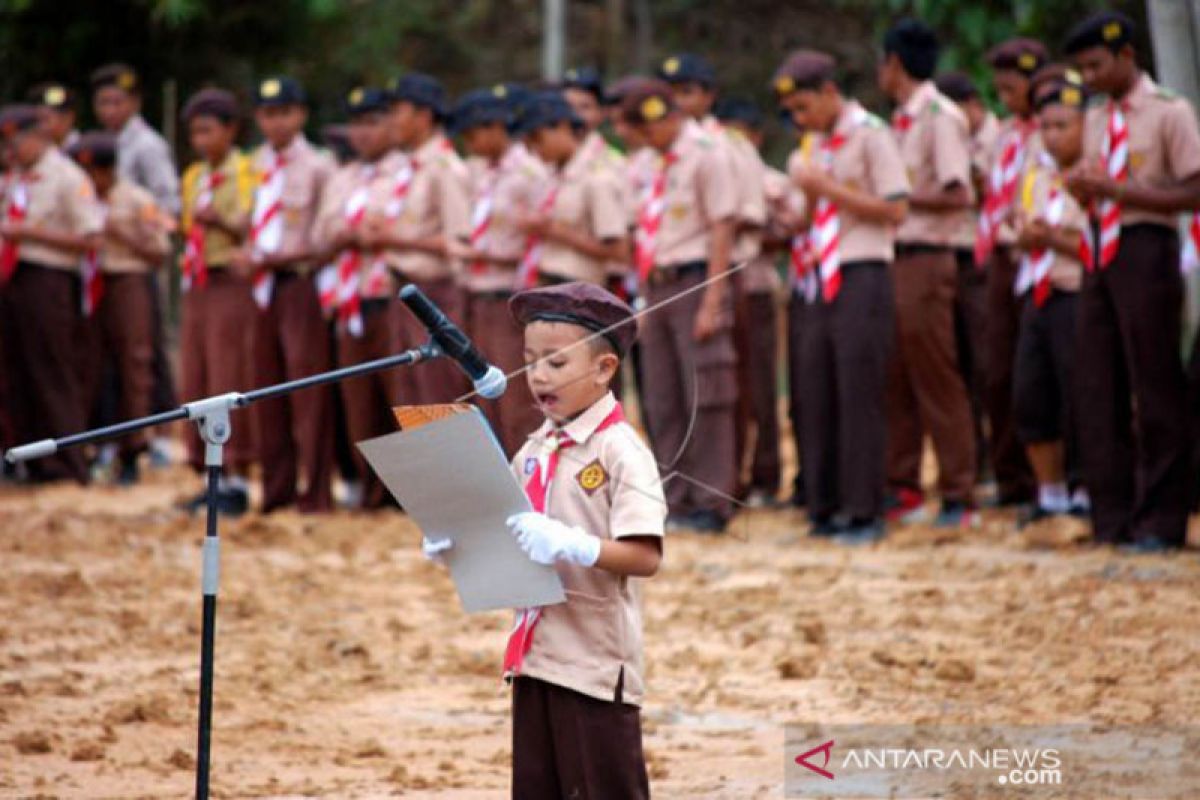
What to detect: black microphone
<box><xmin>399</xmin><ymin>284</ymin><xmax>507</xmax><ymax>399</ymax></box>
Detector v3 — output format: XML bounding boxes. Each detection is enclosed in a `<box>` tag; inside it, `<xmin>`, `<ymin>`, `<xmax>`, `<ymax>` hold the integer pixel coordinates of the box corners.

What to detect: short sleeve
<box><xmin>587</xmin><ymin>172</ymin><xmax>627</xmax><ymax>241</ymax></box>
<box><xmin>696</xmin><ymin>146</ymin><xmax>738</xmax><ymax>225</ymax></box>
<box><xmin>931</xmin><ymin>112</ymin><xmax>971</xmax><ymax>191</ymax></box>
<box><xmin>605</xmin><ymin>428</ymin><xmax>667</xmax><ymax>539</ymax></box>
<box><xmin>735</xmin><ymin>144</ymin><xmax>768</xmax><ymax>226</ymax></box>
<box><xmin>438</xmin><ymin>160</ymin><xmax>472</xmax><ymax>241</ymax></box>
<box><xmin>865</xmin><ymin>126</ymin><xmax>911</xmax><ymax>200</ymax></box>
<box><xmin>1163</xmin><ymin>101</ymin><xmax>1200</xmax><ymax>183</ymax></box>
<box><xmin>66</xmin><ymin>174</ymin><xmax>104</xmax><ymax>236</ymax></box>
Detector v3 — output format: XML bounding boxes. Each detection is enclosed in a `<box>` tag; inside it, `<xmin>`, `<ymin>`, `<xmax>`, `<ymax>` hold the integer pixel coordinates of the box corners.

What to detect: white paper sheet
<box><xmin>357</xmin><ymin>407</ymin><xmax>565</xmax><ymax>613</ymax></box>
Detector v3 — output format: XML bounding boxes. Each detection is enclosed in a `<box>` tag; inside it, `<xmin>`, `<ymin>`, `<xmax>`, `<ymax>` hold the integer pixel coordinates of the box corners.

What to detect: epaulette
<box><xmin>864</xmin><ymin>113</ymin><xmax>885</xmax><ymax>129</ymax></box>
<box><xmin>928</xmin><ymin>98</ymin><xmax>942</xmax><ymax>115</ymax></box>
<box><xmin>1154</xmin><ymin>85</ymin><xmax>1180</xmax><ymax>101</ymax></box>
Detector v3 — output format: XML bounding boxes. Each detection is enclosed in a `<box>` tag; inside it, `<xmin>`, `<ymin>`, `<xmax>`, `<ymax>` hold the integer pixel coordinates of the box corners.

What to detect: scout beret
<box><xmin>182</xmin><ymin>88</ymin><xmax>239</xmax><ymax>123</ymax></box>
<box><xmin>658</xmin><ymin>53</ymin><xmax>716</xmax><ymax>88</ymax></box>
<box><xmin>490</xmin><ymin>83</ymin><xmax>535</xmax><ymax>134</ymax></box>
<box><xmin>620</xmin><ymin>79</ymin><xmax>677</xmax><ymax>125</ymax></box>
<box><xmin>986</xmin><ymin>38</ymin><xmax>1049</xmax><ymax>76</ymax></box>
<box><xmin>451</xmin><ymin>88</ymin><xmax>509</xmax><ymax>134</ymax></box>
<box><xmin>883</xmin><ymin>18</ymin><xmax>940</xmax><ymax>81</ymax></box>
<box><xmin>934</xmin><ymin>71</ymin><xmax>979</xmax><ymax>103</ymax></box>
<box><xmin>1030</xmin><ymin>64</ymin><xmax>1088</xmax><ymax>111</ymax></box>
<box><xmin>562</xmin><ymin>66</ymin><xmax>604</xmax><ymax>100</ymax></box>
<box><xmin>510</xmin><ymin>281</ymin><xmax>638</xmax><ymax>357</ymax></box>
<box><xmin>90</xmin><ymin>63</ymin><xmax>140</xmax><ymax>93</ymax></box>
<box><xmin>520</xmin><ymin>91</ymin><xmax>583</xmax><ymax>133</ymax></box>
<box><xmin>254</xmin><ymin>76</ymin><xmax>306</xmax><ymax>107</ymax></box>
<box><xmin>0</xmin><ymin>105</ymin><xmax>43</xmax><ymax>138</ymax></box>
<box><xmin>389</xmin><ymin>73</ymin><xmax>448</xmax><ymax>119</ymax></box>
<box><xmin>603</xmin><ymin>75</ymin><xmax>655</xmax><ymax>107</ymax></box>
<box><xmin>713</xmin><ymin>96</ymin><xmax>763</xmax><ymax>129</ymax></box>
<box><xmin>68</xmin><ymin>130</ymin><xmax>118</xmax><ymax>168</ymax></box>
<box><xmin>344</xmin><ymin>86</ymin><xmax>390</xmax><ymax>117</ymax></box>
<box><xmin>27</xmin><ymin>82</ymin><xmax>76</xmax><ymax>110</ymax></box>
<box><xmin>1063</xmin><ymin>11</ymin><xmax>1135</xmax><ymax>55</ymax></box>
<box><xmin>772</xmin><ymin>50</ymin><xmax>836</xmax><ymax>97</ymax></box>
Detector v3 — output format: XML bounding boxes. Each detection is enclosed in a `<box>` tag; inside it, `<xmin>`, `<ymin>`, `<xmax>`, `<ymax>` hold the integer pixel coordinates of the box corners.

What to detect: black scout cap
<box><xmin>562</xmin><ymin>66</ymin><xmax>604</xmax><ymax>100</ymax></box>
<box><xmin>451</xmin><ymin>88</ymin><xmax>509</xmax><ymax>134</ymax></box>
<box><xmin>345</xmin><ymin>86</ymin><xmax>390</xmax><ymax>117</ymax></box>
<box><xmin>90</xmin><ymin>63</ymin><xmax>140</xmax><ymax>93</ymax></box>
<box><xmin>986</xmin><ymin>38</ymin><xmax>1049</xmax><ymax>76</ymax></box>
<box><xmin>510</xmin><ymin>281</ymin><xmax>638</xmax><ymax>357</ymax></box>
<box><xmin>520</xmin><ymin>91</ymin><xmax>582</xmax><ymax>133</ymax></box>
<box><xmin>389</xmin><ymin>72</ymin><xmax>448</xmax><ymax>119</ymax></box>
<box><xmin>69</xmin><ymin>131</ymin><xmax>118</xmax><ymax>168</ymax></box>
<box><xmin>772</xmin><ymin>50</ymin><xmax>837</xmax><ymax>97</ymax></box>
<box><xmin>658</xmin><ymin>53</ymin><xmax>716</xmax><ymax>87</ymax></box>
<box><xmin>620</xmin><ymin>79</ymin><xmax>677</xmax><ymax>125</ymax></box>
<box><xmin>0</xmin><ymin>105</ymin><xmax>43</xmax><ymax>138</ymax></box>
<box><xmin>1063</xmin><ymin>11</ymin><xmax>1135</xmax><ymax>55</ymax></box>
<box><xmin>254</xmin><ymin>76</ymin><xmax>306</xmax><ymax>107</ymax></box>
<box><xmin>27</xmin><ymin>82</ymin><xmax>76</xmax><ymax>110</ymax></box>
<box><xmin>181</xmin><ymin>88</ymin><xmax>239</xmax><ymax>123</ymax></box>
<box><xmin>935</xmin><ymin>71</ymin><xmax>979</xmax><ymax>103</ymax></box>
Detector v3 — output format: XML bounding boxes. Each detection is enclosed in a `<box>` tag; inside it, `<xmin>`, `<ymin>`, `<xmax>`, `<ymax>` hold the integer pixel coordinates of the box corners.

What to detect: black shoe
<box><xmin>833</xmin><ymin>518</ymin><xmax>886</xmax><ymax>545</ymax></box>
<box><xmin>216</xmin><ymin>487</ymin><xmax>249</xmax><ymax>517</ymax></box>
<box><xmin>808</xmin><ymin>517</ymin><xmax>841</xmax><ymax>538</ymax></box>
<box><xmin>1118</xmin><ymin>537</ymin><xmax>1180</xmax><ymax>555</ymax></box>
<box><xmin>116</xmin><ymin>455</ymin><xmax>140</xmax><ymax>487</ymax></box>
<box><xmin>1017</xmin><ymin>505</ymin><xmax>1060</xmax><ymax>529</ymax></box>
<box><xmin>686</xmin><ymin>510</ymin><xmax>727</xmax><ymax>534</ymax></box>
<box><xmin>178</xmin><ymin>489</ymin><xmax>208</xmax><ymax>514</ymax></box>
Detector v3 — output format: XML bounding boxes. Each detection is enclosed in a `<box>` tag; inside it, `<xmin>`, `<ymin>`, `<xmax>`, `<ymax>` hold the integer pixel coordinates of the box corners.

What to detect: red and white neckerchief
<box><xmin>634</xmin><ymin>151</ymin><xmax>678</xmax><ymax>283</ymax></box>
<box><xmin>515</xmin><ymin>180</ymin><xmax>559</xmax><ymax>289</ymax></box>
<box><xmin>1081</xmin><ymin>100</ymin><xmax>1129</xmax><ymax>271</ymax></box>
<box><xmin>333</xmin><ymin>164</ymin><xmax>377</xmax><ymax>337</ymax></box>
<box><xmin>1183</xmin><ymin>212</ymin><xmax>1200</xmax><ymax>275</ymax></box>
<box><xmin>249</xmin><ymin>149</ymin><xmax>288</xmax><ymax>310</ymax></box>
<box><xmin>371</xmin><ymin>156</ymin><xmax>419</xmax><ymax>289</ymax></box>
<box><xmin>1017</xmin><ymin>160</ymin><xmax>1068</xmax><ymax>308</ymax></box>
<box><xmin>0</xmin><ymin>174</ymin><xmax>29</xmax><ymax>286</ymax></box>
<box><xmin>975</xmin><ymin>118</ymin><xmax>1036</xmax><ymax>267</ymax></box>
<box><xmin>503</xmin><ymin>402</ymin><xmax>626</xmax><ymax>680</ymax></box>
<box><xmin>809</xmin><ymin>106</ymin><xmax>868</xmax><ymax>303</ymax></box>
<box><xmin>80</xmin><ymin>200</ymin><xmax>107</xmax><ymax>317</ymax></box>
<box><xmin>181</xmin><ymin>168</ymin><xmax>225</xmax><ymax>292</ymax></box>
<box><xmin>790</xmin><ymin>231</ymin><xmax>818</xmax><ymax>302</ymax></box>
<box><xmin>891</xmin><ymin>110</ymin><xmax>913</xmax><ymax>136</ymax></box>
<box><xmin>468</xmin><ymin>161</ymin><xmax>501</xmax><ymax>276</ymax></box>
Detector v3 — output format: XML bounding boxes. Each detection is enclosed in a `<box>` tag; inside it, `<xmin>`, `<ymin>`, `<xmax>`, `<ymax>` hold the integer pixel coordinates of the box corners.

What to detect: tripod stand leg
<box><xmin>195</xmin><ymin>463</ymin><xmax>219</xmax><ymax>800</ymax></box>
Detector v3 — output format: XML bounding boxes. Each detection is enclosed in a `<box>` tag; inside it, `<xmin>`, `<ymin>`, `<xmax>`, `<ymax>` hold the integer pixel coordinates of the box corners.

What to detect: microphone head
<box><xmin>474</xmin><ymin>365</ymin><xmax>508</xmax><ymax>400</ymax></box>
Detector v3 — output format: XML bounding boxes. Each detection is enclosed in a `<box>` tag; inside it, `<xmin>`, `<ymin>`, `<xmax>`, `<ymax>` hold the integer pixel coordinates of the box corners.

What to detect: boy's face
<box><xmin>876</xmin><ymin>53</ymin><xmax>901</xmax><ymax>97</ymax></box>
<box><xmin>348</xmin><ymin>112</ymin><xmax>391</xmax><ymax>160</ymax></box>
<box><xmin>1071</xmin><ymin>45</ymin><xmax>1130</xmax><ymax>96</ymax></box>
<box><xmin>461</xmin><ymin>122</ymin><xmax>507</xmax><ymax>160</ymax></box>
<box><xmin>781</xmin><ymin>84</ymin><xmax>838</xmax><ymax>134</ymax></box>
<box><xmin>38</xmin><ymin>107</ymin><xmax>75</xmax><ymax>144</ymax></box>
<box><xmin>1039</xmin><ymin>103</ymin><xmax>1084</xmax><ymax>167</ymax></box>
<box><xmin>564</xmin><ymin>87</ymin><xmax>604</xmax><ymax>132</ymax></box>
<box><xmin>389</xmin><ymin>101</ymin><xmax>427</xmax><ymax>148</ymax></box>
<box><xmin>993</xmin><ymin>70</ymin><xmax>1031</xmax><ymax>117</ymax></box>
<box><xmin>9</xmin><ymin>129</ymin><xmax>45</xmax><ymax>168</ymax></box>
<box><xmin>611</xmin><ymin>110</ymin><xmax>644</xmax><ymax>149</ymax></box>
<box><xmin>83</xmin><ymin>164</ymin><xmax>115</xmax><ymax>195</ymax></box>
<box><xmin>255</xmin><ymin>104</ymin><xmax>306</xmax><ymax>150</ymax></box>
<box><xmin>669</xmin><ymin>81</ymin><xmax>714</xmax><ymax>120</ymax></box>
<box><xmin>188</xmin><ymin>115</ymin><xmax>236</xmax><ymax>161</ymax></box>
<box><xmin>93</xmin><ymin>86</ymin><xmax>138</xmax><ymax>132</ymax></box>
<box><xmin>523</xmin><ymin>321</ymin><xmax>618</xmax><ymax>424</ymax></box>
<box><xmin>528</xmin><ymin>122</ymin><xmax>574</xmax><ymax>165</ymax></box>
<box><xmin>638</xmin><ymin>114</ymin><xmax>681</xmax><ymax>153</ymax></box>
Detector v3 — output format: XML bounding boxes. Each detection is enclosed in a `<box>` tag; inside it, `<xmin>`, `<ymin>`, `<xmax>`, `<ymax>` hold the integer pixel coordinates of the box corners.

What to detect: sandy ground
<box><xmin>1</xmin><ymin>466</ymin><xmax>1199</xmax><ymax>799</ymax></box>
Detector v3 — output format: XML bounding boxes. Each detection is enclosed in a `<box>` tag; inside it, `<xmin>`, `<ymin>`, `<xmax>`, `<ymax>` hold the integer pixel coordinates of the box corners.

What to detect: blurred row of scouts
<box><xmin>1</xmin><ymin>9</ymin><xmax>1198</xmax><ymax>551</ymax></box>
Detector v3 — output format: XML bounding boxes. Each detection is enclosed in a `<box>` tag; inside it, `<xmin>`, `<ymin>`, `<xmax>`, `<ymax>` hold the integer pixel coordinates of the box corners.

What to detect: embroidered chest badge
<box><xmin>524</xmin><ymin>456</ymin><xmax>538</xmax><ymax>476</ymax></box>
<box><xmin>576</xmin><ymin>459</ymin><xmax>609</xmax><ymax>495</ymax></box>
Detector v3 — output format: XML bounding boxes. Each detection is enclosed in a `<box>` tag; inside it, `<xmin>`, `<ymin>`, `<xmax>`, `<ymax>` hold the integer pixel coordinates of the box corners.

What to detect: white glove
<box><xmin>506</xmin><ymin>512</ymin><xmax>601</xmax><ymax>567</ymax></box>
<box><xmin>421</xmin><ymin>536</ymin><xmax>454</xmax><ymax>565</ymax></box>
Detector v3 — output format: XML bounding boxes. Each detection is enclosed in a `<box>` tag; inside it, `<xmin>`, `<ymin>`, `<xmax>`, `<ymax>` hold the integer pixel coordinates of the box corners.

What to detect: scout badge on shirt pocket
<box><xmin>576</xmin><ymin>459</ymin><xmax>609</xmax><ymax>495</ymax></box>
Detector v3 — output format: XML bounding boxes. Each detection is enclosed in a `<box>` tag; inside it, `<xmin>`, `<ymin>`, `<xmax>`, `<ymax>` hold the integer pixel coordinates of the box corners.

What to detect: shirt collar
<box><xmin>901</xmin><ymin>80</ymin><xmax>938</xmax><ymax>119</ymax></box>
<box><xmin>534</xmin><ymin>391</ymin><xmax>618</xmax><ymax>447</ymax></box>
<box><xmin>561</xmin><ymin>137</ymin><xmax>592</xmax><ymax>180</ymax></box>
<box><xmin>1120</xmin><ymin>72</ymin><xmax>1155</xmax><ymax>111</ymax></box>
<box><xmin>412</xmin><ymin>131</ymin><xmax>449</xmax><ymax>163</ymax></box>
<box><xmin>833</xmin><ymin>99</ymin><xmax>867</xmax><ymax>137</ymax></box>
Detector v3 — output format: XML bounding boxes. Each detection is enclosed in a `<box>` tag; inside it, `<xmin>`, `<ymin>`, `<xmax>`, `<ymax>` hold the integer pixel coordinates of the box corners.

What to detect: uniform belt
<box><xmin>360</xmin><ymin>297</ymin><xmax>391</xmax><ymax>316</ymax></box>
<box><xmin>536</xmin><ymin>270</ymin><xmax>573</xmax><ymax>287</ymax></box>
<box><xmin>471</xmin><ymin>289</ymin><xmax>515</xmax><ymax>301</ymax></box>
<box><xmin>895</xmin><ymin>243</ymin><xmax>950</xmax><ymax>258</ymax></box>
<box><xmin>646</xmin><ymin>260</ymin><xmax>707</xmax><ymax>287</ymax></box>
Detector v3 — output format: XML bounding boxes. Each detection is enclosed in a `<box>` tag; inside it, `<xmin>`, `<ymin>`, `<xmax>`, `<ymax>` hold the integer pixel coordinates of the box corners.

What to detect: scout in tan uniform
<box><xmin>520</xmin><ymin>92</ymin><xmax>628</xmax><ymax>288</ymax></box>
<box><xmin>714</xmin><ymin>96</ymin><xmax>784</xmax><ymax>505</ymax></box>
<box><xmin>777</xmin><ymin>51</ymin><xmax>910</xmax><ymax>542</ymax></box>
<box><xmin>365</xmin><ymin>72</ymin><xmax>471</xmax><ymax>404</ymax></box>
<box><xmin>69</xmin><ymin>132</ymin><xmax>170</xmax><ymax>484</ymax></box>
<box><xmin>974</xmin><ymin>38</ymin><xmax>1050</xmax><ymax>507</ymax></box>
<box><xmin>1011</xmin><ymin>69</ymin><xmax>1090</xmax><ymax>526</ymax></box>
<box><xmin>312</xmin><ymin>87</ymin><xmax>400</xmax><ymax>510</ymax></box>
<box><xmin>621</xmin><ymin>81</ymin><xmax>739</xmax><ymax>532</ymax></box>
<box><xmin>935</xmin><ymin>70</ymin><xmax>996</xmax><ymax>480</ymax></box>
<box><xmin>453</xmin><ymin>86</ymin><xmax>547</xmax><ymax>456</ymax></box>
<box><xmin>27</xmin><ymin>82</ymin><xmax>80</xmax><ymax>150</ymax></box>
<box><xmin>425</xmin><ymin>281</ymin><xmax>663</xmax><ymax>799</ymax></box>
<box><xmin>178</xmin><ymin>88</ymin><xmax>257</xmax><ymax>514</ymax></box>
<box><xmin>236</xmin><ymin>76</ymin><xmax>337</xmax><ymax>513</ymax></box>
<box><xmin>1063</xmin><ymin>12</ymin><xmax>1200</xmax><ymax>551</ymax></box>
<box><xmin>0</xmin><ymin>105</ymin><xmax>103</xmax><ymax>484</ymax></box>
<box><xmin>879</xmin><ymin>19</ymin><xmax>978</xmax><ymax>527</ymax></box>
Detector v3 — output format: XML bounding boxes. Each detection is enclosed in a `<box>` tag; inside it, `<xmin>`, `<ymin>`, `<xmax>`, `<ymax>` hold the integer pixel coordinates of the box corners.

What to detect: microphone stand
<box><xmin>5</xmin><ymin>341</ymin><xmax>444</xmax><ymax>800</ymax></box>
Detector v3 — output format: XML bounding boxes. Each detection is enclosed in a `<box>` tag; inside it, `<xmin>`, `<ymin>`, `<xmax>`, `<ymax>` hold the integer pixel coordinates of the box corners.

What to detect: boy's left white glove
<box><xmin>506</xmin><ymin>512</ymin><xmax>601</xmax><ymax>567</ymax></box>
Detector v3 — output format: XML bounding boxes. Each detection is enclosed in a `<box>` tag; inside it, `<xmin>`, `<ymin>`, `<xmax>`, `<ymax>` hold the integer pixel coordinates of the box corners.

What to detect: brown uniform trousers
<box><xmin>512</xmin><ymin>675</ymin><xmax>648</xmax><ymax>800</ymax></box>
<box><xmin>985</xmin><ymin>246</ymin><xmax>1034</xmax><ymax>501</ymax></box>
<box><xmin>953</xmin><ymin>248</ymin><xmax>989</xmax><ymax>475</ymax></box>
<box><xmin>786</xmin><ymin>292</ymin><xmax>808</xmax><ymax>503</ymax></box>
<box><xmin>466</xmin><ymin>292</ymin><xmax>541</xmax><ymax>458</ymax></box>
<box><xmin>1013</xmin><ymin>291</ymin><xmax>1080</xmax><ymax>482</ymax></box>
<box><xmin>886</xmin><ymin>247</ymin><xmax>977</xmax><ymax>503</ymax></box>
<box><xmin>0</xmin><ymin>263</ymin><xmax>89</xmax><ymax>483</ymax></box>
<box><xmin>91</xmin><ymin>274</ymin><xmax>155</xmax><ymax>456</ymax></box>
<box><xmin>337</xmin><ymin>299</ymin><xmax>405</xmax><ymax>509</ymax></box>
<box><xmin>734</xmin><ymin>289</ymin><xmax>781</xmax><ymax>496</ymax></box>
<box><xmin>801</xmin><ymin>263</ymin><xmax>894</xmax><ymax>521</ymax></box>
<box><xmin>394</xmin><ymin>277</ymin><xmax>470</xmax><ymax>405</ymax></box>
<box><xmin>252</xmin><ymin>273</ymin><xmax>335</xmax><ymax>512</ymax></box>
<box><xmin>180</xmin><ymin>271</ymin><xmax>259</xmax><ymax>470</ymax></box>
<box><xmin>640</xmin><ymin>265</ymin><xmax>738</xmax><ymax>521</ymax></box>
<box><xmin>1076</xmin><ymin>224</ymin><xmax>1191</xmax><ymax>546</ymax></box>
<box><xmin>1189</xmin><ymin>330</ymin><xmax>1200</xmax><ymax>511</ymax></box>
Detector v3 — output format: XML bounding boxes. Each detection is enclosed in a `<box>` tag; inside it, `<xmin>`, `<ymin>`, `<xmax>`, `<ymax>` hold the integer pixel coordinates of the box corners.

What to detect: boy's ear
<box><xmin>596</xmin><ymin>351</ymin><xmax>620</xmax><ymax>382</ymax></box>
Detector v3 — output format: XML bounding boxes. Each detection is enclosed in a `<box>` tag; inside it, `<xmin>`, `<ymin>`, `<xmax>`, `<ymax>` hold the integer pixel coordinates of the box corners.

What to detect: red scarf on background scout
<box><xmin>975</xmin><ymin>119</ymin><xmax>1036</xmax><ymax>267</ymax></box>
<box><xmin>1184</xmin><ymin>212</ymin><xmax>1200</xmax><ymax>275</ymax></box>
<box><xmin>634</xmin><ymin>151</ymin><xmax>677</xmax><ymax>282</ymax></box>
<box><xmin>470</xmin><ymin>148</ymin><xmax>517</xmax><ymax>277</ymax></box>
<box><xmin>1080</xmin><ymin>100</ymin><xmax>1128</xmax><ymax>270</ymax></box>
<box><xmin>368</xmin><ymin>156</ymin><xmax>418</xmax><ymax>292</ymax></box>
<box><xmin>333</xmin><ymin>164</ymin><xmax>376</xmax><ymax>338</ymax></box>
<box><xmin>0</xmin><ymin>174</ymin><xmax>29</xmax><ymax>286</ymax></box>
<box><xmin>788</xmin><ymin>134</ymin><xmax>818</xmax><ymax>302</ymax></box>
<box><xmin>503</xmin><ymin>402</ymin><xmax>627</xmax><ymax>679</ymax></box>
<box><xmin>181</xmin><ymin>168</ymin><xmax>225</xmax><ymax>292</ymax></box>
<box><xmin>79</xmin><ymin>200</ymin><xmax>106</xmax><ymax>317</ymax></box>
<box><xmin>1017</xmin><ymin>157</ymin><xmax>1068</xmax><ymax>308</ymax></box>
<box><xmin>249</xmin><ymin>149</ymin><xmax>287</xmax><ymax>310</ymax></box>
<box><xmin>810</xmin><ymin>106</ymin><xmax>869</xmax><ymax>303</ymax></box>
<box><xmin>515</xmin><ymin>180</ymin><xmax>559</xmax><ymax>289</ymax></box>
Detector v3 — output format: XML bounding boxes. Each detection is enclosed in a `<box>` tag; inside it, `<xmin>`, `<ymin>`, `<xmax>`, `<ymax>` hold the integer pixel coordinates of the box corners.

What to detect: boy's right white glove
<box><xmin>421</xmin><ymin>536</ymin><xmax>454</xmax><ymax>565</ymax></box>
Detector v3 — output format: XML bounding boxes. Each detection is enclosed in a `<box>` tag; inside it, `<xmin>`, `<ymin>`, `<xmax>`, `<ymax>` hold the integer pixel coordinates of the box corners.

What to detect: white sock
<box><xmin>1038</xmin><ymin>483</ymin><xmax>1070</xmax><ymax>513</ymax></box>
<box><xmin>1070</xmin><ymin>487</ymin><xmax>1090</xmax><ymax>511</ymax></box>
